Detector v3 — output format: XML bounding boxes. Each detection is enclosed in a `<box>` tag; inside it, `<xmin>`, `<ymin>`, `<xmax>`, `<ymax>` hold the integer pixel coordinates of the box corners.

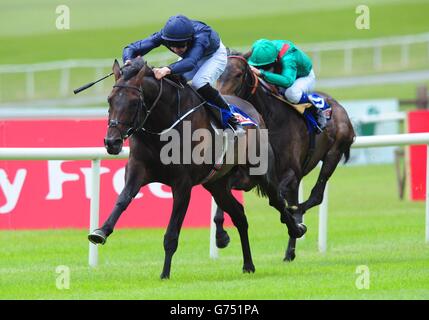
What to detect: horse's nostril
<box><xmin>104</xmin><ymin>137</ymin><xmax>123</xmax><ymax>148</ymax></box>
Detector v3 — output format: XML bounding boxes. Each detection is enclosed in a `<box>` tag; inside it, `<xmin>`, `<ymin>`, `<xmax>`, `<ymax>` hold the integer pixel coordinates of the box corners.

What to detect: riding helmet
<box><xmin>161</xmin><ymin>15</ymin><xmax>195</xmax><ymax>43</ymax></box>
<box><xmin>248</xmin><ymin>39</ymin><xmax>278</xmax><ymax>67</ymax></box>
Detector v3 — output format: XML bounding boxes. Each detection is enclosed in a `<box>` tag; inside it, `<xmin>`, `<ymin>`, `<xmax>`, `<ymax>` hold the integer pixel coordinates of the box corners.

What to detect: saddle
<box><xmin>258</xmin><ymin>78</ymin><xmax>312</xmax><ymax>114</ymax></box>
<box><xmin>257</xmin><ymin>78</ymin><xmax>332</xmax><ymax>134</ymax></box>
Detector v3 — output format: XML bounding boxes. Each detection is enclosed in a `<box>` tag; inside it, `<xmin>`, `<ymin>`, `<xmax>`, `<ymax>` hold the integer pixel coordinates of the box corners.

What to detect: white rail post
<box><xmin>374</xmin><ymin>46</ymin><xmax>382</xmax><ymax>71</ymax></box>
<box><xmin>60</xmin><ymin>67</ymin><xmax>70</xmax><ymax>97</ymax></box>
<box><xmin>89</xmin><ymin>159</ymin><xmax>101</xmax><ymax>267</ymax></box>
<box><xmin>298</xmin><ymin>180</ymin><xmax>305</xmax><ymax>240</ymax></box>
<box><xmin>313</xmin><ymin>50</ymin><xmax>321</xmax><ymax>73</ymax></box>
<box><xmin>427</xmin><ymin>41</ymin><xmax>429</xmax><ymax>62</ymax></box>
<box><xmin>210</xmin><ymin>197</ymin><xmax>219</xmax><ymax>259</ymax></box>
<box><xmin>344</xmin><ymin>48</ymin><xmax>353</xmax><ymax>73</ymax></box>
<box><xmin>426</xmin><ymin>145</ymin><xmax>429</xmax><ymax>243</ymax></box>
<box><xmin>26</xmin><ymin>71</ymin><xmax>35</xmax><ymax>99</ymax></box>
<box><xmin>95</xmin><ymin>67</ymin><xmax>104</xmax><ymax>94</ymax></box>
<box><xmin>318</xmin><ymin>182</ymin><xmax>328</xmax><ymax>253</ymax></box>
<box><xmin>401</xmin><ymin>44</ymin><xmax>409</xmax><ymax>68</ymax></box>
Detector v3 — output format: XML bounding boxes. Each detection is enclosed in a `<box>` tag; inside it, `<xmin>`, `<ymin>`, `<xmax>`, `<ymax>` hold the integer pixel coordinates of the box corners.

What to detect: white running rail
<box><xmin>0</xmin><ymin>133</ymin><xmax>428</xmax><ymax>265</ymax></box>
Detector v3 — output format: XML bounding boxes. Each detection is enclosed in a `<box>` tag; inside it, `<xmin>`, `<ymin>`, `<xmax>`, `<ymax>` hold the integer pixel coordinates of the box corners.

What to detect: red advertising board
<box><xmin>0</xmin><ymin>119</ymin><xmax>236</xmax><ymax>229</ymax></box>
<box><xmin>407</xmin><ymin>110</ymin><xmax>429</xmax><ymax>201</ymax></box>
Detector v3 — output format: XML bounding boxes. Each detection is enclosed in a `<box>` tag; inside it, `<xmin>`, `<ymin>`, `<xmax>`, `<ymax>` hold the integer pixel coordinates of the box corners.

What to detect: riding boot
<box><xmin>299</xmin><ymin>92</ymin><xmax>327</xmax><ymax>132</ymax></box>
<box><xmin>311</xmin><ymin>106</ymin><xmax>327</xmax><ymax>132</ymax></box>
<box><xmin>197</xmin><ymin>84</ymin><xmax>242</xmax><ymax>131</ymax></box>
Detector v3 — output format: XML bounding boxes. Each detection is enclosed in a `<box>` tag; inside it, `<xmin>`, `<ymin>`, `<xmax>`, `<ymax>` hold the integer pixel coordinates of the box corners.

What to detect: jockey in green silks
<box><xmin>248</xmin><ymin>39</ymin><xmax>327</xmax><ymax>130</ymax></box>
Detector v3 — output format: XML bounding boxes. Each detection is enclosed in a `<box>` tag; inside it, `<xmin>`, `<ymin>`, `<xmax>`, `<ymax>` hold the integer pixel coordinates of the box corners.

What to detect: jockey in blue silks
<box><xmin>122</xmin><ymin>14</ymin><xmax>241</xmax><ymax>130</ymax></box>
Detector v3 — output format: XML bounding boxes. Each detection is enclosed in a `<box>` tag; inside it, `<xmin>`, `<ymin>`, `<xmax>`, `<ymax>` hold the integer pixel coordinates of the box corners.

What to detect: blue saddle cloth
<box><xmin>206</xmin><ymin>103</ymin><xmax>258</xmax><ymax>128</ymax></box>
<box><xmin>304</xmin><ymin>93</ymin><xmax>332</xmax><ymax>134</ymax></box>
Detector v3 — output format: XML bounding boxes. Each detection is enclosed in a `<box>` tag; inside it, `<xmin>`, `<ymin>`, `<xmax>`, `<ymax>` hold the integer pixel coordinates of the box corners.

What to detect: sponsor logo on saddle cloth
<box><xmin>229</xmin><ymin>105</ymin><xmax>258</xmax><ymax>126</ymax></box>
<box><xmin>232</xmin><ymin>111</ymin><xmax>257</xmax><ymax>126</ymax></box>
<box><xmin>217</xmin><ymin>104</ymin><xmax>258</xmax><ymax>127</ymax></box>
<box><xmin>308</xmin><ymin>93</ymin><xmax>332</xmax><ymax>120</ymax></box>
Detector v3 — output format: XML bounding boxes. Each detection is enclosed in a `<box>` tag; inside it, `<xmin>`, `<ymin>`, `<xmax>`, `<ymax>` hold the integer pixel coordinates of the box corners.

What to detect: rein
<box><xmin>228</xmin><ymin>55</ymin><xmax>289</xmax><ymax>105</ymax></box>
<box><xmin>228</xmin><ymin>55</ymin><xmax>258</xmax><ymax>99</ymax></box>
<box><xmin>109</xmin><ymin>75</ymin><xmax>204</xmax><ymax>137</ymax></box>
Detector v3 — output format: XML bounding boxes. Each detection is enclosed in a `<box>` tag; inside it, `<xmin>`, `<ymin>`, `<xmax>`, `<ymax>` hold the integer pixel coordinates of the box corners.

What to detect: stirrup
<box><xmin>228</xmin><ymin>117</ymin><xmax>245</xmax><ymax>135</ymax></box>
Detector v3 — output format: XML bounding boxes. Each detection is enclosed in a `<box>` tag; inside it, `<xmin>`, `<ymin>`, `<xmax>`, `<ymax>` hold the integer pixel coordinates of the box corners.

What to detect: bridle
<box><xmin>108</xmin><ymin>77</ymin><xmax>165</xmax><ymax>139</ymax></box>
<box><xmin>108</xmin><ymin>73</ymin><xmax>205</xmax><ymax>139</ymax></box>
<box><xmin>228</xmin><ymin>55</ymin><xmax>259</xmax><ymax>100</ymax></box>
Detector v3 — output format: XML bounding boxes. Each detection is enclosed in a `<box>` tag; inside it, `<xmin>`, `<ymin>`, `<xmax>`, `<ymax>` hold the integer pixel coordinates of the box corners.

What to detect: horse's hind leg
<box><xmin>212</xmin><ymin>166</ymin><xmax>258</xmax><ymax>249</ymax></box>
<box><xmin>88</xmin><ymin>160</ymin><xmax>147</xmax><ymax>245</ymax></box>
<box><xmin>205</xmin><ymin>179</ymin><xmax>255</xmax><ymax>273</ymax></box>
<box><xmin>160</xmin><ymin>179</ymin><xmax>192</xmax><ymax>279</ymax></box>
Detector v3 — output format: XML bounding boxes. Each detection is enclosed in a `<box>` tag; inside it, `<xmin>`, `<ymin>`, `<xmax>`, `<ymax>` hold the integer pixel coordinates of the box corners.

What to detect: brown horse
<box><xmin>217</xmin><ymin>52</ymin><xmax>355</xmax><ymax>261</ymax></box>
<box><xmin>88</xmin><ymin>57</ymin><xmax>306</xmax><ymax>279</ymax></box>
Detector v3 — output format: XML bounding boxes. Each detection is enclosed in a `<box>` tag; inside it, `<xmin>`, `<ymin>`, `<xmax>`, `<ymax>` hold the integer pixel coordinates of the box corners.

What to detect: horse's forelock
<box><xmin>122</xmin><ymin>58</ymin><xmax>147</xmax><ymax>81</ymax></box>
<box><xmin>227</xmin><ymin>48</ymin><xmax>244</xmax><ymax>57</ymax></box>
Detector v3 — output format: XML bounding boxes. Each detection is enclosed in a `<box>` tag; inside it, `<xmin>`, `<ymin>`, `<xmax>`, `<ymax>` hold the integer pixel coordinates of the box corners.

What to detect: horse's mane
<box><xmin>225</xmin><ymin>48</ymin><xmax>280</xmax><ymax>123</ymax></box>
<box><xmin>122</xmin><ymin>58</ymin><xmax>149</xmax><ymax>81</ymax></box>
<box><xmin>121</xmin><ymin>57</ymin><xmax>186</xmax><ymax>86</ymax></box>
<box><xmin>226</xmin><ymin>48</ymin><xmax>252</xmax><ymax>59</ymax></box>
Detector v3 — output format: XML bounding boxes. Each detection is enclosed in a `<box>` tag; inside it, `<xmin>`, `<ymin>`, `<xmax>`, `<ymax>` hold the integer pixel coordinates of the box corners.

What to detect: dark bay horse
<box><xmin>217</xmin><ymin>52</ymin><xmax>355</xmax><ymax>261</ymax></box>
<box><xmin>88</xmin><ymin>58</ymin><xmax>306</xmax><ymax>279</ymax></box>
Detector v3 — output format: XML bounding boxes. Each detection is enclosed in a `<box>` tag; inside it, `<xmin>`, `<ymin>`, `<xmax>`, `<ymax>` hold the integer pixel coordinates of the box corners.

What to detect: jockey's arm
<box><xmin>260</xmin><ymin>56</ymin><xmax>297</xmax><ymax>88</ymax></box>
<box><xmin>122</xmin><ymin>32</ymin><xmax>163</xmax><ymax>63</ymax></box>
<box><xmin>168</xmin><ymin>41</ymin><xmax>206</xmax><ymax>74</ymax></box>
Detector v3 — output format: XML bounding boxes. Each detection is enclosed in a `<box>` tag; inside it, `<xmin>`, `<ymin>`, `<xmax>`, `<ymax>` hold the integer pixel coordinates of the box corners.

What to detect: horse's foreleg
<box><xmin>213</xmin><ymin>206</ymin><xmax>230</xmax><ymax>249</ymax></box>
<box><xmin>283</xmin><ymin>183</ymin><xmax>302</xmax><ymax>262</ymax></box>
<box><xmin>88</xmin><ymin>161</ymin><xmax>147</xmax><ymax>245</ymax></box>
<box><xmin>300</xmin><ymin>147</ymin><xmax>343</xmax><ymax>213</ymax></box>
<box><xmin>206</xmin><ymin>179</ymin><xmax>255</xmax><ymax>273</ymax></box>
<box><xmin>268</xmin><ymin>170</ymin><xmax>307</xmax><ymax>238</ymax></box>
<box><xmin>160</xmin><ymin>180</ymin><xmax>192</xmax><ymax>279</ymax></box>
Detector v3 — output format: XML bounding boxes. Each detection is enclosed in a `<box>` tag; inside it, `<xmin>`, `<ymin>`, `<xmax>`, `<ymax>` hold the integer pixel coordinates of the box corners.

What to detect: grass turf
<box><xmin>0</xmin><ymin>164</ymin><xmax>428</xmax><ymax>299</ymax></box>
<box><xmin>0</xmin><ymin>0</ymin><xmax>428</xmax><ymax>102</ymax></box>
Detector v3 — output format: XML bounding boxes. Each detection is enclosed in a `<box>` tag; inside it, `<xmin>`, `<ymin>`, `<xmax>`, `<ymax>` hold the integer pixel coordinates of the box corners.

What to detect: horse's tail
<box><xmin>342</xmin><ymin>136</ymin><xmax>355</xmax><ymax>164</ymax></box>
<box><xmin>256</xmin><ymin>142</ymin><xmax>277</xmax><ymax>198</ymax></box>
<box><xmin>343</xmin><ymin>145</ymin><xmax>351</xmax><ymax>164</ymax></box>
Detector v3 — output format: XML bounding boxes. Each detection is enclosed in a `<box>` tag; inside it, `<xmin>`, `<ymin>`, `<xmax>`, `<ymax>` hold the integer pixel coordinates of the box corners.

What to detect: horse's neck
<box><xmin>251</xmin><ymin>85</ymin><xmax>299</xmax><ymax>123</ymax></box>
<box><xmin>140</xmin><ymin>77</ymin><xmax>210</xmax><ymax>134</ymax></box>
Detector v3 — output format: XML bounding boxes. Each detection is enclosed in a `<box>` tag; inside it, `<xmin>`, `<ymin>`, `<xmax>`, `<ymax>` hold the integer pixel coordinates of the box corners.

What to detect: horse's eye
<box><xmin>235</xmin><ymin>72</ymin><xmax>243</xmax><ymax>78</ymax></box>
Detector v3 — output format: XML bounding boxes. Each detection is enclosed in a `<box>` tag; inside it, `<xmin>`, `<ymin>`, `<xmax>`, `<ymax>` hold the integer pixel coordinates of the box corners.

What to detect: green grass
<box><xmin>0</xmin><ymin>0</ymin><xmax>428</xmax><ymax>102</ymax></box>
<box><xmin>1</xmin><ymin>164</ymin><xmax>428</xmax><ymax>299</ymax></box>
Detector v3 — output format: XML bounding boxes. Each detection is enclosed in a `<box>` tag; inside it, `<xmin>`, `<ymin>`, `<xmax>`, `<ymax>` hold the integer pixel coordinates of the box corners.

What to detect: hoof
<box><xmin>284</xmin><ymin>249</ymin><xmax>296</xmax><ymax>262</ymax></box>
<box><xmin>216</xmin><ymin>232</ymin><xmax>230</xmax><ymax>249</ymax></box>
<box><xmin>288</xmin><ymin>223</ymin><xmax>307</xmax><ymax>239</ymax></box>
<box><xmin>88</xmin><ymin>229</ymin><xmax>107</xmax><ymax>245</ymax></box>
<box><xmin>242</xmin><ymin>263</ymin><xmax>255</xmax><ymax>273</ymax></box>
<box><xmin>160</xmin><ymin>273</ymin><xmax>170</xmax><ymax>280</ymax></box>
<box><xmin>298</xmin><ymin>223</ymin><xmax>307</xmax><ymax>237</ymax></box>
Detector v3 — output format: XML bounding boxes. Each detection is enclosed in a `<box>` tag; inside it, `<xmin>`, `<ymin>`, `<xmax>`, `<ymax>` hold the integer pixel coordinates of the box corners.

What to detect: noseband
<box><xmin>108</xmin><ymin>79</ymin><xmax>164</xmax><ymax>139</ymax></box>
<box><xmin>228</xmin><ymin>55</ymin><xmax>259</xmax><ymax>100</ymax></box>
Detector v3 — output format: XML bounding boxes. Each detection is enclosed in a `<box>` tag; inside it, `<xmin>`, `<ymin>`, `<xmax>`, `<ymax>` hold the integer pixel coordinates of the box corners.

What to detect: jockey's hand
<box><xmin>250</xmin><ymin>65</ymin><xmax>261</xmax><ymax>76</ymax></box>
<box><xmin>124</xmin><ymin>55</ymin><xmax>141</xmax><ymax>66</ymax></box>
<box><xmin>153</xmin><ymin>67</ymin><xmax>171</xmax><ymax>80</ymax></box>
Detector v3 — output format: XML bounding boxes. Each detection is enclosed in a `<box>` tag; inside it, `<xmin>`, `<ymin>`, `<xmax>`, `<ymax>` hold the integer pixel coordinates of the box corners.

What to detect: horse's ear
<box><xmin>112</xmin><ymin>59</ymin><xmax>121</xmax><ymax>81</ymax></box>
<box><xmin>135</xmin><ymin>62</ymin><xmax>147</xmax><ymax>82</ymax></box>
<box><xmin>243</xmin><ymin>50</ymin><xmax>252</xmax><ymax>60</ymax></box>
